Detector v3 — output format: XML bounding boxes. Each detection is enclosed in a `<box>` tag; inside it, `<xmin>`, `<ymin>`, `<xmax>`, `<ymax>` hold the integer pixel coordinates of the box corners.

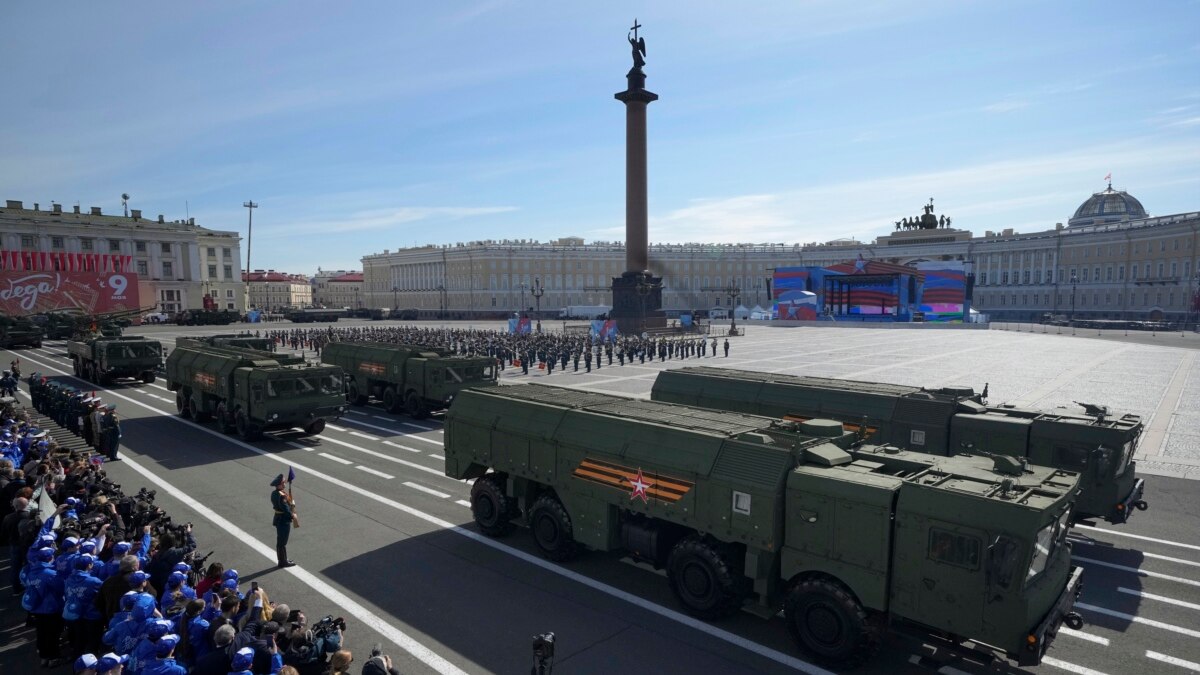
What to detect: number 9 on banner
<box><xmin>108</xmin><ymin>274</ymin><xmax>128</xmax><ymax>297</ymax></box>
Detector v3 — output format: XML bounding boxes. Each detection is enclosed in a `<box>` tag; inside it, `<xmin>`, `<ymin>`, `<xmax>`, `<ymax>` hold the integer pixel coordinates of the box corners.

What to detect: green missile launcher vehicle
<box><xmin>652</xmin><ymin>366</ymin><xmax>1146</xmax><ymax>525</ymax></box>
<box><xmin>173</xmin><ymin>309</ymin><xmax>239</xmax><ymax>326</ymax></box>
<box><xmin>191</xmin><ymin>333</ymin><xmax>276</xmax><ymax>352</ymax></box>
<box><xmin>320</xmin><ymin>341</ymin><xmax>497</xmax><ymax>418</ymax></box>
<box><xmin>166</xmin><ymin>342</ymin><xmax>346</xmax><ymax>439</ymax></box>
<box><xmin>444</xmin><ymin>384</ymin><xmax>1083</xmax><ymax>668</ymax></box>
<box><xmin>67</xmin><ymin>335</ymin><xmax>162</xmax><ymax>384</ymax></box>
<box><xmin>0</xmin><ymin>314</ymin><xmax>43</xmax><ymax>349</ymax></box>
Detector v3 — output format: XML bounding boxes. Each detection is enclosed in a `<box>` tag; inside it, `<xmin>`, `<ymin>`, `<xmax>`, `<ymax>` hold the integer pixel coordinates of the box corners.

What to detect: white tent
<box><xmin>733</xmin><ymin>304</ymin><xmax>751</xmax><ymax>319</ymax></box>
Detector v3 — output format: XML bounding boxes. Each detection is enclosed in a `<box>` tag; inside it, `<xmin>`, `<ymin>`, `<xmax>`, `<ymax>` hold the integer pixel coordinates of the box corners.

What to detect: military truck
<box><xmin>286</xmin><ymin>308</ymin><xmax>344</xmax><ymax>323</ymax></box>
<box><xmin>173</xmin><ymin>309</ymin><xmax>239</xmax><ymax>326</ymax></box>
<box><xmin>651</xmin><ymin>366</ymin><xmax>1146</xmax><ymax>525</ymax></box>
<box><xmin>67</xmin><ymin>336</ymin><xmax>162</xmax><ymax>384</ymax></box>
<box><xmin>445</xmin><ymin>385</ymin><xmax>1083</xmax><ymax>668</ymax></box>
<box><xmin>320</xmin><ymin>341</ymin><xmax>497</xmax><ymax>417</ymax></box>
<box><xmin>0</xmin><ymin>315</ymin><xmax>43</xmax><ymax>349</ymax></box>
<box><xmin>192</xmin><ymin>333</ymin><xmax>275</xmax><ymax>351</ymax></box>
<box><xmin>165</xmin><ymin>342</ymin><xmax>346</xmax><ymax>439</ymax></box>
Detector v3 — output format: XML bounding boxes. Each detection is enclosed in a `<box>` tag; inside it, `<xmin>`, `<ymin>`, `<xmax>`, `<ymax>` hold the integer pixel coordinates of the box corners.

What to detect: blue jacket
<box><xmin>103</xmin><ymin>618</ymin><xmax>142</xmax><ymax>656</ymax></box>
<box><xmin>141</xmin><ymin>657</ymin><xmax>187</xmax><ymax>675</ymax></box>
<box><xmin>107</xmin><ymin>610</ymin><xmax>132</xmax><ymax>632</ymax></box>
<box><xmin>21</xmin><ymin>562</ymin><xmax>64</xmax><ymax>614</ymax></box>
<box><xmin>128</xmin><ymin>637</ymin><xmax>159</xmax><ymax>675</ymax></box>
<box><xmin>187</xmin><ymin>615</ymin><xmax>212</xmax><ymax>662</ymax></box>
<box><xmin>63</xmin><ymin>568</ymin><xmax>103</xmax><ymax>620</ymax></box>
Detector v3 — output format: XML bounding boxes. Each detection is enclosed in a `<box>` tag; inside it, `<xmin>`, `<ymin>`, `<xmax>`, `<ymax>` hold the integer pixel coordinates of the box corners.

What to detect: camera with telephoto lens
<box><xmin>310</xmin><ymin>615</ymin><xmax>346</xmax><ymax>638</ymax></box>
<box><xmin>531</xmin><ymin>632</ymin><xmax>555</xmax><ymax>675</ymax></box>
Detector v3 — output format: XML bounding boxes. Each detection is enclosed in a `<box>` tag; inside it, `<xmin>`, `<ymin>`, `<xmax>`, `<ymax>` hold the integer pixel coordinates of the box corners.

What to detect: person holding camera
<box><xmin>282</xmin><ymin>612</ymin><xmax>344</xmax><ymax>675</ymax></box>
<box><xmin>360</xmin><ymin>645</ymin><xmax>402</xmax><ymax>675</ymax></box>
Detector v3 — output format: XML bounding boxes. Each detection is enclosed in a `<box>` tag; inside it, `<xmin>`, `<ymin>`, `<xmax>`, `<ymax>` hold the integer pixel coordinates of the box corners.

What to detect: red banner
<box><xmin>0</xmin><ymin>269</ymin><xmax>142</xmax><ymax>316</ymax></box>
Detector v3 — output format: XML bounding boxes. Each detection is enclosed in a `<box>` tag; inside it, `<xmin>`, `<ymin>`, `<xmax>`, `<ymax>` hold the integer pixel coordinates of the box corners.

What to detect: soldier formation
<box><xmin>27</xmin><ymin>373</ymin><xmax>122</xmax><ymax>462</ymax></box>
<box><xmin>257</xmin><ymin>324</ymin><xmax>731</xmax><ymax>375</ymax></box>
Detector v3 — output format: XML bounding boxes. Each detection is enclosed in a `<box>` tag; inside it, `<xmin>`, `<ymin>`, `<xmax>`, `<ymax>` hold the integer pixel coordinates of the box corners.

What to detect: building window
<box><xmin>135</xmin><ymin>241</ymin><xmax>146</xmax><ymax>252</ymax></box>
<box><xmin>1093</xmin><ymin>267</ymin><xmax>1100</xmax><ymax>282</ymax></box>
<box><xmin>223</xmin><ymin>247</ymin><xmax>231</xmax><ymax>258</ymax></box>
<box><xmin>107</xmin><ymin>240</ymin><xmax>120</xmax><ymax>252</ymax></box>
<box><xmin>1144</xmin><ymin>263</ymin><xmax>1151</xmax><ymax>278</ymax></box>
<box><xmin>81</xmin><ymin>238</ymin><xmax>93</xmax><ymax>251</ymax></box>
<box><xmin>1023</xmin><ymin>270</ymin><xmax>1030</xmax><ymax>284</ymax></box>
<box><xmin>136</xmin><ymin>260</ymin><xmax>148</xmax><ymax>276</ymax></box>
<box><xmin>1035</xmin><ymin>270</ymin><xmax>1042</xmax><ymax>284</ymax></box>
<box><xmin>1081</xmin><ymin>269</ymin><xmax>1089</xmax><ymax>282</ymax></box>
<box><xmin>1047</xmin><ymin>270</ymin><xmax>1054</xmax><ymax>283</ymax></box>
<box><xmin>20</xmin><ymin>235</ymin><xmax>36</xmax><ymax>248</ymax></box>
<box><xmin>162</xmin><ymin>261</ymin><xmax>173</xmax><ymax>278</ymax></box>
<box><xmin>226</xmin><ymin>289</ymin><xmax>234</xmax><ymax>298</ymax></box>
<box><xmin>1161</xmin><ymin>240</ymin><xmax>1166</xmax><ymax>252</ymax></box>
<box><xmin>224</xmin><ymin>265</ymin><xmax>233</xmax><ymax>280</ymax></box>
<box><xmin>1131</xmin><ymin>265</ymin><xmax>1138</xmax><ymax>279</ymax></box>
<box><xmin>1171</xmin><ymin>261</ymin><xmax>1178</xmax><ymax>277</ymax></box>
<box><xmin>207</xmin><ymin>247</ymin><xmax>216</xmax><ymax>257</ymax></box>
<box><xmin>1157</xmin><ymin>263</ymin><xmax>1164</xmax><ymax>278</ymax></box>
<box><xmin>227</xmin><ymin>302</ymin><xmax>235</xmax><ymax>310</ymax></box>
<box><xmin>1106</xmin><ymin>266</ymin><xmax>1113</xmax><ymax>282</ymax></box>
<box><xmin>980</xmin><ymin>272</ymin><xmax>988</xmax><ymax>285</ymax></box>
<box><xmin>208</xmin><ymin>264</ymin><xmax>218</xmax><ymax>279</ymax></box>
<box><xmin>1119</xmin><ymin>265</ymin><xmax>1125</xmax><ymax>280</ymax></box>
<box><xmin>1002</xmin><ymin>272</ymin><xmax>1009</xmax><ymax>284</ymax></box>
<box><xmin>161</xmin><ymin>242</ymin><xmax>172</xmax><ymax>254</ymax></box>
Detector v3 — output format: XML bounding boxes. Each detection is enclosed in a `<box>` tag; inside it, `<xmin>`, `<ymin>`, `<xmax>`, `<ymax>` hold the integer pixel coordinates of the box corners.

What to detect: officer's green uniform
<box><xmin>270</xmin><ymin>475</ymin><xmax>296</xmax><ymax>568</ymax></box>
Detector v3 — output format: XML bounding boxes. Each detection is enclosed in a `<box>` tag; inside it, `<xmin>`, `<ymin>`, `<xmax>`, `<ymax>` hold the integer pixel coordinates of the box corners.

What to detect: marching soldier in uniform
<box><xmin>100</xmin><ymin>405</ymin><xmax>122</xmax><ymax>462</ymax></box>
<box><xmin>270</xmin><ymin>474</ymin><xmax>298</xmax><ymax>568</ymax></box>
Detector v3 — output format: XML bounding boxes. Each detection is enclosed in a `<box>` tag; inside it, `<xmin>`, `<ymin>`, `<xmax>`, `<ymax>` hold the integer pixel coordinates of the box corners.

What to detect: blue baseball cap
<box><xmin>155</xmin><ymin>634</ymin><xmax>180</xmax><ymax>656</ymax></box>
<box><xmin>222</xmin><ymin>569</ymin><xmax>239</xmax><ymax>581</ymax></box>
<box><xmin>74</xmin><ymin>653</ymin><xmax>99</xmax><ymax>673</ymax></box>
<box><xmin>74</xmin><ymin>554</ymin><xmax>95</xmax><ymax>570</ymax></box>
<box><xmin>221</xmin><ymin>578</ymin><xmax>239</xmax><ymax>591</ymax></box>
<box><xmin>120</xmin><ymin>591</ymin><xmax>139</xmax><ymax>610</ymax></box>
<box><xmin>148</xmin><ymin>620</ymin><xmax>174</xmax><ymax>639</ymax></box>
<box><xmin>231</xmin><ymin>647</ymin><xmax>255</xmax><ymax>670</ymax></box>
<box><xmin>172</xmin><ymin>562</ymin><xmax>190</xmax><ymax>574</ymax></box>
<box><xmin>63</xmin><ymin>536</ymin><xmax>80</xmax><ymax>548</ymax></box>
<box><xmin>95</xmin><ymin>653</ymin><xmax>128</xmax><ymax>674</ymax></box>
<box><xmin>112</xmin><ymin>542</ymin><xmax>131</xmax><ymax>555</ymax></box>
<box><xmin>167</xmin><ymin>571</ymin><xmax>186</xmax><ymax>587</ymax></box>
<box><xmin>35</xmin><ymin>547</ymin><xmax>55</xmax><ymax>562</ymax></box>
<box><xmin>128</xmin><ymin>570</ymin><xmax>149</xmax><ymax>586</ymax></box>
<box><xmin>79</xmin><ymin>541</ymin><xmax>97</xmax><ymax>554</ymax></box>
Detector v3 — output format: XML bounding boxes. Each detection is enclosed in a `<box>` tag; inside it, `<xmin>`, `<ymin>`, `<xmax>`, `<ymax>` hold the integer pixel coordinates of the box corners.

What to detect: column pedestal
<box><xmin>610</xmin><ymin>271</ymin><xmax>665</xmax><ymax>335</ymax></box>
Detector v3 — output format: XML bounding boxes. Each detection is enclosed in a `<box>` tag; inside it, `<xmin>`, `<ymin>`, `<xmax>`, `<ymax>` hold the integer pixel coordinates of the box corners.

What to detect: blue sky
<box><xmin>2</xmin><ymin>1</ymin><xmax>1198</xmax><ymax>274</ymax></box>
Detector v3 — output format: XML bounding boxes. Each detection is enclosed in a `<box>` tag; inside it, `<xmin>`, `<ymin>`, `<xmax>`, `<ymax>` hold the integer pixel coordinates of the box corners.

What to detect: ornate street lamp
<box><xmin>1070</xmin><ymin>272</ymin><xmax>1079</xmax><ymax>325</ymax></box>
<box><xmin>531</xmin><ymin>277</ymin><xmax>545</xmax><ymax>333</ymax></box>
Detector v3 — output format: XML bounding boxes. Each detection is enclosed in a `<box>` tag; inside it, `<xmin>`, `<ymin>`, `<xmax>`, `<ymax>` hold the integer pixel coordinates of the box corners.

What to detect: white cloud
<box><xmin>259</xmin><ymin>205</ymin><xmax>519</xmax><ymax>239</ymax></box>
<box><xmin>981</xmin><ymin>100</ymin><xmax>1030</xmax><ymax>113</ymax></box>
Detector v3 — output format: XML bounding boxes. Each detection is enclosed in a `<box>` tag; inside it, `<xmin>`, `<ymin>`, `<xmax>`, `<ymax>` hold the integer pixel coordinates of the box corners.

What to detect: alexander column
<box><xmin>610</xmin><ymin>20</ymin><xmax>666</xmax><ymax>335</ymax></box>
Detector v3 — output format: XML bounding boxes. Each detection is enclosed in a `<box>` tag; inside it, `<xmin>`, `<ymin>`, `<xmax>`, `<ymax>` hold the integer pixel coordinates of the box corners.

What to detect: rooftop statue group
<box><xmin>895</xmin><ymin>199</ymin><xmax>952</xmax><ymax>231</ymax></box>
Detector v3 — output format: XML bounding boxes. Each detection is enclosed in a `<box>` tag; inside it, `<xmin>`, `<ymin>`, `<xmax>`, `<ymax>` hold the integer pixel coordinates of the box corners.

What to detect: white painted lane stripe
<box><xmin>319</xmin><ymin>452</ymin><xmax>353</xmax><ymax>465</ymax></box>
<box><xmin>1072</xmin><ymin>555</ymin><xmax>1200</xmax><ymax>588</ymax></box>
<box><xmin>455</xmin><ymin>500</ymin><xmax>471</xmax><ymax>508</ymax></box>
<box><xmin>1075</xmin><ymin>524</ymin><xmax>1200</xmax><ymax>553</ymax></box>
<box><xmin>403</xmin><ymin>482</ymin><xmax>450</xmax><ymax>499</ymax></box>
<box><xmin>1146</xmin><ymin>651</ymin><xmax>1200</xmax><ymax>672</ymax></box>
<box><xmin>1077</xmin><ymin>602</ymin><xmax>1200</xmax><ymax>639</ymax></box>
<box><xmin>1060</xmin><ymin>627</ymin><xmax>1110</xmax><ymax>646</ymax></box>
<box><xmin>320</xmin><ymin>436</ymin><xmax>445</xmax><ymax>478</ymax></box>
<box><xmin>402</xmin><ymin>421</ymin><xmax>439</xmax><ymax>432</ymax></box>
<box><xmin>82</xmin><ymin>456</ymin><xmax>465</xmax><ymax>673</ymax></box>
<box><xmin>1118</xmin><ymin>587</ymin><xmax>1200</xmax><ymax>612</ymax></box>
<box><xmin>373</xmin><ymin>415</ymin><xmax>393</xmax><ymax>421</ymax></box>
<box><xmin>381</xmin><ymin>440</ymin><xmax>422</xmax><ymax>454</ymax></box>
<box><xmin>1071</xmin><ymin>539</ymin><xmax>1200</xmax><ymax>569</ymax></box>
<box><xmin>347</xmin><ymin>410</ymin><xmax>367</xmax><ymax>416</ymax></box>
<box><xmin>429</xmin><ymin>454</ymin><xmax>444</xmax><ymax>460</ymax></box>
<box><xmin>326</xmin><ymin>423</ymin><xmax>349</xmax><ymax>432</ymax></box>
<box><xmin>1042</xmin><ymin>656</ymin><xmax>1110</xmax><ymax>675</ymax></box>
<box><xmin>357</xmin><ymin>466</ymin><xmax>395</xmax><ymax>480</ymax></box>
<box><xmin>349</xmin><ymin>431</ymin><xmax>380</xmax><ymax>441</ymax></box>
<box><xmin>341</xmin><ymin>417</ymin><xmax>442</xmax><ymax>445</ymax></box>
<box><xmin>3</xmin><ymin>350</ymin><xmax>864</xmax><ymax>673</ymax></box>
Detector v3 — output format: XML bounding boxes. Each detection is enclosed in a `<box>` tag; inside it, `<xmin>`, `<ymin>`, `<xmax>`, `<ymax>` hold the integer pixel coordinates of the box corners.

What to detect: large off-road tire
<box><xmin>141</xmin><ymin>372</ymin><xmax>155</xmax><ymax>384</ymax></box>
<box><xmin>784</xmin><ymin>578</ymin><xmax>880</xmax><ymax>668</ymax></box>
<box><xmin>177</xmin><ymin>391</ymin><xmax>191</xmax><ymax>418</ymax></box>
<box><xmin>470</xmin><ymin>474</ymin><xmax>516</xmax><ymax>537</ymax></box>
<box><xmin>72</xmin><ymin>358</ymin><xmax>81</xmax><ymax>377</ymax></box>
<box><xmin>302</xmin><ymin>419</ymin><xmax>326</xmax><ymax>436</ymax></box>
<box><xmin>666</xmin><ymin>536</ymin><xmax>745</xmax><ymax>619</ymax></box>
<box><xmin>216</xmin><ymin>403</ymin><xmax>235</xmax><ymax>434</ymax></box>
<box><xmin>189</xmin><ymin>395</ymin><xmax>211</xmax><ymax>422</ymax></box>
<box><xmin>382</xmin><ymin>387</ymin><xmax>400</xmax><ymax>413</ymax></box>
<box><xmin>347</xmin><ymin>380</ymin><xmax>367</xmax><ymax>406</ymax></box>
<box><xmin>404</xmin><ymin>391</ymin><xmax>428</xmax><ymax>419</ymax></box>
<box><xmin>529</xmin><ymin>493</ymin><xmax>579</xmax><ymax>562</ymax></box>
<box><xmin>235</xmin><ymin>410</ymin><xmax>260</xmax><ymax>441</ymax></box>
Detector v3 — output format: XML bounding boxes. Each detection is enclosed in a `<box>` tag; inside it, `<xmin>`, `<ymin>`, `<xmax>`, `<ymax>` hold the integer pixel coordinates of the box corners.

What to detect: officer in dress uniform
<box><xmin>269</xmin><ymin>475</ymin><xmax>297</xmax><ymax>568</ymax></box>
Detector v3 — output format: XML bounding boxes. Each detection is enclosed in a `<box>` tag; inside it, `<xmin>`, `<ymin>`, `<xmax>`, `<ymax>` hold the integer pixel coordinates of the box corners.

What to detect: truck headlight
<box><xmin>270</xmin><ymin>413</ymin><xmax>278</xmax><ymax>420</ymax></box>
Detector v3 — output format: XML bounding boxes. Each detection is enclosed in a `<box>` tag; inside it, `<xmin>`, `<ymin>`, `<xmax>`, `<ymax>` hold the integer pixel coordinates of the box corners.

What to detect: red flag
<box><xmin>1103</xmin><ymin>172</ymin><xmax>1111</xmax><ymax>183</ymax></box>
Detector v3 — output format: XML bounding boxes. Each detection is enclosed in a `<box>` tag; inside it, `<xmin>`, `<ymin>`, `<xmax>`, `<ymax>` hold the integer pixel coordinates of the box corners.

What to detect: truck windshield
<box><xmin>1026</xmin><ymin>507</ymin><xmax>1071</xmax><ymax>584</ymax></box>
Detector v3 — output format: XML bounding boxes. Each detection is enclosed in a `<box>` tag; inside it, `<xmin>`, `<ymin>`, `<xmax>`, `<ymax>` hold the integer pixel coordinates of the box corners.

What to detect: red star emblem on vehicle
<box><xmin>627</xmin><ymin>468</ymin><xmax>654</xmax><ymax>503</ymax></box>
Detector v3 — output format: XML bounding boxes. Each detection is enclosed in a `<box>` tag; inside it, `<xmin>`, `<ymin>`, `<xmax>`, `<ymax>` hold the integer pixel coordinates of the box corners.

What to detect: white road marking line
<box><xmin>2</xmin><ymin>349</ymin><xmax>871</xmax><ymax>674</ymax></box>
<box><xmin>1042</xmin><ymin>656</ymin><xmax>1110</xmax><ymax>675</ymax></box>
<box><xmin>1072</xmin><ymin>555</ymin><xmax>1200</xmax><ymax>587</ymax></box>
<box><xmin>402</xmin><ymin>421</ymin><xmax>439</xmax><ymax>432</ymax></box>
<box><xmin>1071</xmin><ymin>539</ymin><xmax>1200</xmax><ymax>569</ymax></box>
<box><xmin>455</xmin><ymin>500</ymin><xmax>471</xmax><ymax>508</ymax></box>
<box><xmin>320</xmin><ymin>437</ymin><xmax>447</xmax><ymax>479</ymax></box>
<box><xmin>1146</xmin><ymin>651</ymin><xmax>1200</xmax><ymax>672</ymax></box>
<box><xmin>326</xmin><ymin>423</ymin><xmax>349</xmax><ymax>432</ymax></box>
<box><xmin>1060</xmin><ymin>627</ymin><xmax>1110</xmax><ymax>646</ymax></box>
<box><xmin>342</xmin><ymin>417</ymin><xmax>442</xmax><ymax>445</ymax></box>
<box><xmin>428</xmin><ymin>454</ymin><xmax>444</xmax><ymax>460</ymax></box>
<box><xmin>373</xmin><ymin>415</ymin><xmax>393</xmax><ymax>421</ymax></box>
<box><xmin>1119</xmin><ymin>587</ymin><xmax>1200</xmax><ymax>612</ymax></box>
<box><xmin>347</xmin><ymin>410</ymin><xmax>367</xmax><ymax>416</ymax></box>
<box><xmin>85</xmin><ymin>456</ymin><xmax>466</xmax><ymax>674</ymax></box>
<box><xmin>1075</xmin><ymin>524</ymin><xmax>1200</xmax><ymax>553</ymax></box>
<box><xmin>318</xmin><ymin>452</ymin><xmax>353</xmax><ymax>465</ymax></box>
<box><xmin>1077</xmin><ymin>602</ymin><xmax>1200</xmax><ymax>639</ymax></box>
<box><xmin>349</xmin><ymin>431</ymin><xmax>380</xmax><ymax>441</ymax></box>
<box><xmin>356</xmin><ymin>466</ymin><xmax>395</xmax><ymax>480</ymax></box>
<box><xmin>403</xmin><ymin>482</ymin><xmax>450</xmax><ymax>499</ymax></box>
<box><xmin>404</xmin><ymin>434</ymin><xmax>441</xmax><ymax>445</ymax></box>
<box><xmin>380</xmin><ymin>440</ymin><xmax>422</xmax><ymax>454</ymax></box>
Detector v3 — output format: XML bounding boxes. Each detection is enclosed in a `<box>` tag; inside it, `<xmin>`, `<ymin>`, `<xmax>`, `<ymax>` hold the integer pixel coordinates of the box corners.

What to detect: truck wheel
<box><xmin>141</xmin><ymin>372</ymin><xmax>155</xmax><ymax>385</ymax></box>
<box><xmin>235</xmin><ymin>411</ymin><xmax>260</xmax><ymax>440</ymax></box>
<box><xmin>529</xmin><ymin>494</ymin><xmax>579</xmax><ymax>562</ymax></box>
<box><xmin>303</xmin><ymin>419</ymin><xmax>326</xmax><ymax>436</ymax></box>
<box><xmin>189</xmin><ymin>396</ymin><xmax>210</xmax><ymax>422</ymax></box>
<box><xmin>470</xmin><ymin>474</ymin><xmax>515</xmax><ymax>537</ymax></box>
<box><xmin>216</xmin><ymin>403</ymin><xmax>235</xmax><ymax>434</ymax></box>
<box><xmin>784</xmin><ymin>578</ymin><xmax>879</xmax><ymax>668</ymax></box>
<box><xmin>347</xmin><ymin>381</ymin><xmax>367</xmax><ymax>406</ymax></box>
<box><xmin>404</xmin><ymin>391</ymin><xmax>428</xmax><ymax>419</ymax></box>
<box><xmin>72</xmin><ymin>358</ymin><xmax>81</xmax><ymax>376</ymax></box>
<box><xmin>667</xmin><ymin>536</ymin><xmax>744</xmax><ymax>619</ymax></box>
<box><xmin>382</xmin><ymin>387</ymin><xmax>400</xmax><ymax>413</ymax></box>
<box><xmin>177</xmin><ymin>392</ymin><xmax>191</xmax><ymax>418</ymax></box>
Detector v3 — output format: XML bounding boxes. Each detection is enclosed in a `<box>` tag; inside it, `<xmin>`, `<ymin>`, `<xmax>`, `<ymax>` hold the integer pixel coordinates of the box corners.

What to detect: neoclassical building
<box><xmin>360</xmin><ymin>185</ymin><xmax>1198</xmax><ymax>322</ymax></box>
<box><xmin>243</xmin><ymin>270</ymin><xmax>312</xmax><ymax>312</ymax></box>
<box><xmin>0</xmin><ymin>198</ymin><xmax>244</xmax><ymax>314</ymax></box>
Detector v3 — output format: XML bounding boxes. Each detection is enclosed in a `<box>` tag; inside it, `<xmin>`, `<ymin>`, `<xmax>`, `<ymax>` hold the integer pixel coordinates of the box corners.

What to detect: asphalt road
<box><xmin>3</xmin><ymin>321</ymin><xmax>1198</xmax><ymax>675</ymax></box>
